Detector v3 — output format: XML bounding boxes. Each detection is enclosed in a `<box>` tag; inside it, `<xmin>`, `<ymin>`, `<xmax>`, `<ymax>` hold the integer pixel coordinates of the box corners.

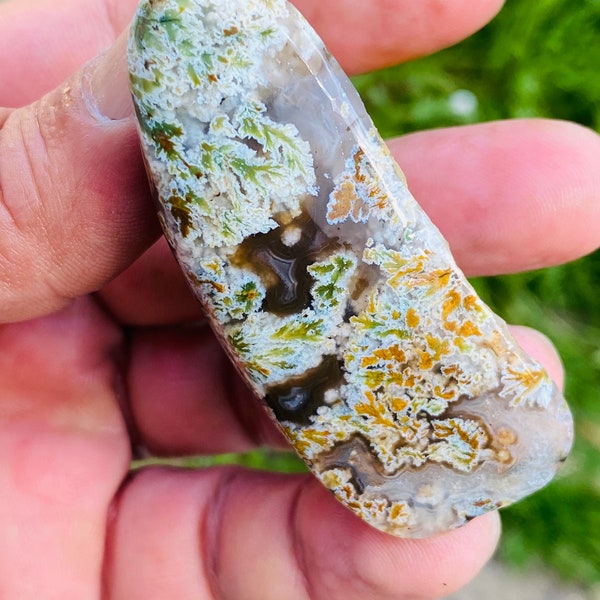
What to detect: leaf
<box><xmin>308</xmin><ymin>253</ymin><xmax>357</xmax><ymax>311</ymax></box>
<box><xmin>272</xmin><ymin>318</ymin><xmax>325</xmax><ymax>343</ymax></box>
<box><xmin>234</xmin><ymin>281</ymin><xmax>263</xmax><ymax>314</ymax></box>
<box><xmin>229</xmin><ymin>330</ymin><xmax>250</xmax><ymax>356</ymax></box>
<box><xmin>168</xmin><ymin>194</ymin><xmax>193</xmax><ymax>237</ymax></box>
<box><xmin>150</xmin><ymin>121</ymin><xmax>183</xmax><ymax>159</ymax></box>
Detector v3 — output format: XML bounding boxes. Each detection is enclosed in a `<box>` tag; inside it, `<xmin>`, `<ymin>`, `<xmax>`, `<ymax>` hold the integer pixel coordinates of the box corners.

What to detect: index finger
<box><xmin>0</xmin><ymin>0</ymin><xmax>505</xmax><ymax>106</ymax></box>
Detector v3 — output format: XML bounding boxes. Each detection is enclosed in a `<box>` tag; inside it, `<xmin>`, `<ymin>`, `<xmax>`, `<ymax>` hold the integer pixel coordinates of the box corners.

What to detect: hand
<box><xmin>1</xmin><ymin>0</ymin><xmax>598</xmax><ymax>598</ymax></box>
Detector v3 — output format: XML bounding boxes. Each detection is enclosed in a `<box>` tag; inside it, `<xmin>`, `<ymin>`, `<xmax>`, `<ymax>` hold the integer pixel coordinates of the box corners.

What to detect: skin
<box><xmin>0</xmin><ymin>0</ymin><xmax>598</xmax><ymax>598</ymax></box>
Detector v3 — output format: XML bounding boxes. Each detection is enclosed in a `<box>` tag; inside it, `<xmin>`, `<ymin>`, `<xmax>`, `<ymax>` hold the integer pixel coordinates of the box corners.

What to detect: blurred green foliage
<box><xmin>353</xmin><ymin>0</ymin><xmax>600</xmax><ymax>134</ymax></box>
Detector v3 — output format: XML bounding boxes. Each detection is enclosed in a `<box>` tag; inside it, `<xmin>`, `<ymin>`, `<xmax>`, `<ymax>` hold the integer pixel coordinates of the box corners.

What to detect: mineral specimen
<box><xmin>128</xmin><ymin>0</ymin><xmax>574</xmax><ymax>537</ymax></box>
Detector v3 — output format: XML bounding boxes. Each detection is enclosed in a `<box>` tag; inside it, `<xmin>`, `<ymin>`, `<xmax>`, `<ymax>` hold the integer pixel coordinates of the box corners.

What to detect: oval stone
<box><xmin>127</xmin><ymin>0</ymin><xmax>573</xmax><ymax>537</ymax></box>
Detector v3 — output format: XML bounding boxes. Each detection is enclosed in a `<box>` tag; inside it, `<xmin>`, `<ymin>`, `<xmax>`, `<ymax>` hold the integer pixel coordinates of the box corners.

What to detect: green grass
<box><xmin>142</xmin><ymin>0</ymin><xmax>600</xmax><ymax>587</ymax></box>
<box><xmin>353</xmin><ymin>0</ymin><xmax>600</xmax><ymax>133</ymax></box>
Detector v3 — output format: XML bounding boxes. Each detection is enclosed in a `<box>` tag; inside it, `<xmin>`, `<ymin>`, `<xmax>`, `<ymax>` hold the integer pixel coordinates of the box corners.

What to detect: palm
<box><xmin>0</xmin><ymin>0</ymin><xmax>598</xmax><ymax>598</ymax></box>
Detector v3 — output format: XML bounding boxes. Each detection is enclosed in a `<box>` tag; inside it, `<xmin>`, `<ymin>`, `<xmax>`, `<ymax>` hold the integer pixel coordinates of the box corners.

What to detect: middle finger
<box><xmin>99</xmin><ymin>118</ymin><xmax>600</xmax><ymax>325</ymax></box>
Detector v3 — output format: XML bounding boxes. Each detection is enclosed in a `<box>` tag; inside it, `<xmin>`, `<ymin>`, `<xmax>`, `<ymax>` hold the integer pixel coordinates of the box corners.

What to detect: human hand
<box><xmin>1</xmin><ymin>0</ymin><xmax>599</xmax><ymax>598</ymax></box>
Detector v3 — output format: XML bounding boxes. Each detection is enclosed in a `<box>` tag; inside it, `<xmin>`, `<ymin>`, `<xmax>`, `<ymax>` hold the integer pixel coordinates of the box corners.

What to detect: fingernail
<box><xmin>511</xmin><ymin>325</ymin><xmax>565</xmax><ymax>389</ymax></box>
<box><xmin>82</xmin><ymin>33</ymin><xmax>133</xmax><ymax>122</ymax></box>
<box><xmin>489</xmin><ymin>510</ymin><xmax>502</xmax><ymax>544</ymax></box>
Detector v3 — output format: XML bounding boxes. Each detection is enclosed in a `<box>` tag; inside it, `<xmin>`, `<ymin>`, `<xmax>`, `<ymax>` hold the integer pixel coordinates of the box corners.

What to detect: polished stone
<box><xmin>128</xmin><ymin>0</ymin><xmax>573</xmax><ymax>537</ymax></box>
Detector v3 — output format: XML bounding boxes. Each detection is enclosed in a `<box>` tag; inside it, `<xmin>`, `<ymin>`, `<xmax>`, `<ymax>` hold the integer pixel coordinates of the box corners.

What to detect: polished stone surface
<box><xmin>128</xmin><ymin>0</ymin><xmax>573</xmax><ymax>537</ymax></box>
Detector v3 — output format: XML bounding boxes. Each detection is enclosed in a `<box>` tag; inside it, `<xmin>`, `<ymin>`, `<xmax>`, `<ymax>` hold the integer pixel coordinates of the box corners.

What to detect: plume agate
<box><xmin>128</xmin><ymin>0</ymin><xmax>574</xmax><ymax>537</ymax></box>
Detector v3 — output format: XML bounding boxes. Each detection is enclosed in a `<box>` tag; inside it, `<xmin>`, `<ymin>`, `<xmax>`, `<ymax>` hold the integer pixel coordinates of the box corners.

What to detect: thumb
<box><xmin>0</xmin><ymin>33</ymin><xmax>158</xmax><ymax>323</ymax></box>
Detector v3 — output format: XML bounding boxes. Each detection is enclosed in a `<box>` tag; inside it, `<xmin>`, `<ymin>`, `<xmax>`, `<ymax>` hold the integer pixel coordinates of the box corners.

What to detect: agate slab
<box><xmin>128</xmin><ymin>0</ymin><xmax>574</xmax><ymax>537</ymax></box>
